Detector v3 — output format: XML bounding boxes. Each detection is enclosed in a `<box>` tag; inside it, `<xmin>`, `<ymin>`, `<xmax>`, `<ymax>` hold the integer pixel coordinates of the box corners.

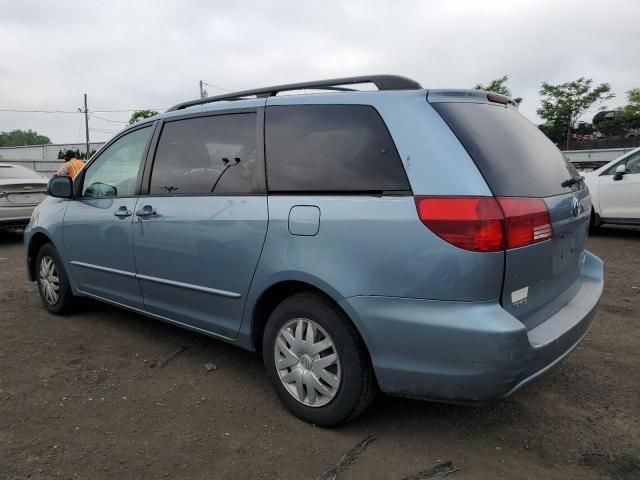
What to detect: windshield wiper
<box><xmin>561</xmin><ymin>175</ymin><xmax>584</xmax><ymax>188</ymax></box>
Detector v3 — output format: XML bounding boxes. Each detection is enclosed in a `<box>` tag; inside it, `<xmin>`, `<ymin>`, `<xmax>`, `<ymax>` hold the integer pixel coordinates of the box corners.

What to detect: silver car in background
<box><xmin>0</xmin><ymin>163</ymin><xmax>48</xmax><ymax>230</ymax></box>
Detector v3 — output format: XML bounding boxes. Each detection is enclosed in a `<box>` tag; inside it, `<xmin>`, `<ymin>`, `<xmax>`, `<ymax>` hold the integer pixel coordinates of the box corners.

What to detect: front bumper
<box><xmin>339</xmin><ymin>250</ymin><xmax>603</xmax><ymax>402</ymax></box>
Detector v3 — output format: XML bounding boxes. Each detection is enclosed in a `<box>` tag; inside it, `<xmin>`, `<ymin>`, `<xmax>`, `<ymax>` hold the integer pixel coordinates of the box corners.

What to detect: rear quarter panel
<box><xmin>241</xmin><ymin>196</ymin><xmax>504</xmax><ymax>334</ymax></box>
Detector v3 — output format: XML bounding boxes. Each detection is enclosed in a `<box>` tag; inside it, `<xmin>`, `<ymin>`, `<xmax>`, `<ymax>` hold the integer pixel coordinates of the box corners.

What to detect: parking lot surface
<box><xmin>1</xmin><ymin>228</ymin><xmax>639</xmax><ymax>480</ymax></box>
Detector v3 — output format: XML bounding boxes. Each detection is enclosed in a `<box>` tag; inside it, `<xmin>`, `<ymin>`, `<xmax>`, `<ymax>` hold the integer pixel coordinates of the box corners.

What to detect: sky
<box><xmin>0</xmin><ymin>0</ymin><xmax>639</xmax><ymax>144</ymax></box>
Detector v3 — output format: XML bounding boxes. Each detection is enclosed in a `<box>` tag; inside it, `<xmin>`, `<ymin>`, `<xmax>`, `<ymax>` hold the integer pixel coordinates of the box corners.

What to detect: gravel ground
<box><xmin>0</xmin><ymin>227</ymin><xmax>639</xmax><ymax>480</ymax></box>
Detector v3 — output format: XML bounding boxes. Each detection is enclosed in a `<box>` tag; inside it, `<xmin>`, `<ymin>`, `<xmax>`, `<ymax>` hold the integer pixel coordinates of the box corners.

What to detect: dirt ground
<box><xmin>0</xmin><ymin>227</ymin><xmax>639</xmax><ymax>480</ymax></box>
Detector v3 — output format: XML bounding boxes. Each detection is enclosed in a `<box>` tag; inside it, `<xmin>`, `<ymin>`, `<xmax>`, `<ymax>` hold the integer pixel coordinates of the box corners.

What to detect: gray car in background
<box><xmin>25</xmin><ymin>75</ymin><xmax>603</xmax><ymax>426</ymax></box>
<box><xmin>0</xmin><ymin>163</ymin><xmax>48</xmax><ymax>230</ymax></box>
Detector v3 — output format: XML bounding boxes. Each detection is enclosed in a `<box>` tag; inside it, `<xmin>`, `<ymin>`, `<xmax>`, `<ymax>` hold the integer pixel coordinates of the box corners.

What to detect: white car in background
<box><xmin>584</xmin><ymin>147</ymin><xmax>640</xmax><ymax>229</ymax></box>
<box><xmin>0</xmin><ymin>163</ymin><xmax>49</xmax><ymax>230</ymax></box>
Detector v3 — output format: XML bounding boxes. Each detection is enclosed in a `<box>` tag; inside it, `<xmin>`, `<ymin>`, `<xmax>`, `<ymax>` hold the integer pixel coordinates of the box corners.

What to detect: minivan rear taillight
<box><xmin>415</xmin><ymin>196</ymin><xmax>552</xmax><ymax>252</ymax></box>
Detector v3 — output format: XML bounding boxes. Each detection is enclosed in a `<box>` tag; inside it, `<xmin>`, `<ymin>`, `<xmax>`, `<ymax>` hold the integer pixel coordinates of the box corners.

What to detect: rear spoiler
<box><xmin>427</xmin><ymin>89</ymin><xmax>519</xmax><ymax>108</ymax></box>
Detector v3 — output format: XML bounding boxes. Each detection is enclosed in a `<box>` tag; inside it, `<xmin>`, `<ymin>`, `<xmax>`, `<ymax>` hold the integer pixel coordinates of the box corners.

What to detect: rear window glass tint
<box><xmin>150</xmin><ymin>114</ymin><xmax>257</xmax><ymax>195</ymax></box>
<box><xmin>433</xmin><ymin>102</ymin><xmax>580</xmax><ymax>197</ymax></box>
<box><xmin>265</xmin><ymin>105</ymin><xmax>410</xmax><ymax>192</ymax></box>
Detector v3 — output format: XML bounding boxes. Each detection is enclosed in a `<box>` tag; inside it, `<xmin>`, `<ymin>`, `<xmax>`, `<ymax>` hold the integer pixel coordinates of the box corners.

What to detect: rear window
<box><xmin>265</xmin><ymin>105</ymin><xmax>410</xmax><ymax>193</ymax></box>
<box><xmin>0</xmin><ymin>165</ymin><xmax>43</xmax><ymax>180</ymax></box>
<box><xmin>432</xmin><ymin>102</ymin><xmax>580</xmax><ymax>197</ymax></box>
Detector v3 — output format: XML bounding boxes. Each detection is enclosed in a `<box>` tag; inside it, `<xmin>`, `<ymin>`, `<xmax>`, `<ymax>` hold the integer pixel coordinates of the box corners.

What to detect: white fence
<box><xmin>0</xmin><ymin>142</ymin><xmax>105</xmax><ymax>177</ymax></box>
<box><xmin>563</xmin><ymin>147</ymin><xmax>635</xmax><ymax>163</ymax></box>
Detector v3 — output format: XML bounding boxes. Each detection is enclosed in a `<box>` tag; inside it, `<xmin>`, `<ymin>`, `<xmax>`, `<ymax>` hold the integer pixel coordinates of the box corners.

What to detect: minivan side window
<box><xmin>82</xmin><ymin>126</ymin><xmax>152</xmax><ymax>198</ymax></box>
<box><xmin>149</xmin><ymin>113</ymin><xmax>257</xmax><ymax>195</ymax></box>
<box><xmin>265</xmin><ymin>105</ymin><xmax>410</xmax><ymax>192</ymax></box>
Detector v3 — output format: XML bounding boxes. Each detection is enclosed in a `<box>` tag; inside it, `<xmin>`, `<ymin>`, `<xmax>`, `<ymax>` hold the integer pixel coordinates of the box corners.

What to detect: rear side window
<box><xmin>432</xmin><ymin>102</ymin><xmax>581</xmax><ymax>197</ymax></box>
<box><xmin>265</xmin><ymin>105</ymin><xmax>410</xmax><ymax>192</ymax></box>
<box><xmin>150</xmin><ymin>113</ymin><xmax>257</xmax><ymax>195</ymax></box>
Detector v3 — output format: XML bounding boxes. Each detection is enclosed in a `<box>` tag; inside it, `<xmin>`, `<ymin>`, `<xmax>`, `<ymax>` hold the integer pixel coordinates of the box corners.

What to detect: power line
<box><xmin>89</xmin><ymin>128</ymin><xmax>118</xmax><ymax>134</ymax></box>
<box><xmin>202</xmin><ymin>81</ymin><xmax>231</xmax><ymax>92</ymax></box>
<box><xmin>92</xmin><ymin>108</ymin><xmax>166</xmax><ymax>112</ymax></box>
<box><xmin>89</xmin><ymin>113</ymin><xmax>128</xmax><ymax>124</ymax></box>
<box><xmin>0</xmin><ymin>109</ymin><xmax>80</xmax><ymax>114</ymax></box>
<box><xmin>0</xmin><ymin>107</ymin><xmax>165</xmax><ymax>113</ymax></box>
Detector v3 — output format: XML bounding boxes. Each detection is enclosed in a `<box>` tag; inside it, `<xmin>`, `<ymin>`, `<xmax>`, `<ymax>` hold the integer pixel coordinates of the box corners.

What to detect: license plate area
<box><xmin>553</xmin><ymin>231</ymin><xmax>578</xmax><ymax>274</ymax></box>
<box><xmin>6</xmin><ymin>192</ymin><xmax>46</xmax><ymax>205</ymax></box>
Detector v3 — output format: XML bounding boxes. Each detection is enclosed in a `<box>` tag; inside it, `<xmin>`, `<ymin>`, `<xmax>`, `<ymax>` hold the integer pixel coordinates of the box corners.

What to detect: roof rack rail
<box><xmin>167</xmin><ymin>74</ymin><xmax>422</xmax><ymax>112</ymax></box>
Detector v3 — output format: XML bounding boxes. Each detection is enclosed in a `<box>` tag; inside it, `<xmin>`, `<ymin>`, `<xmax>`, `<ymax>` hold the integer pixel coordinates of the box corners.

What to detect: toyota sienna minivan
<box><xmin>25</xmin><ymin>75</ymin><xmax>603</xmax><ymax>426</ymax></box>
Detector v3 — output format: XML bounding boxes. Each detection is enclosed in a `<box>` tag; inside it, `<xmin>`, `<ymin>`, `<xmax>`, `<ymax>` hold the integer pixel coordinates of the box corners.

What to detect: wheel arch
<box><xmin>249</xmin><ymin>280</ymin><xmax>372</xmax><ymax>363</ymax></box>
<box><xmin>27</xmin><ymin>232</ymin><xmax>55</xmax><ymax>281</ymax></box>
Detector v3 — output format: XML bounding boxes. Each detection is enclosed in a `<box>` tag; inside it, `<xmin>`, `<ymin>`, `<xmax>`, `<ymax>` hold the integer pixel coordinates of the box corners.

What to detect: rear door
<box><xmin>432</xmin><ymin>100</ymin><xmax>590</xmax><ymax>329</ymax></box>
<box><xmin>597</xmin><ymin>150</ymin><xmax>640</xmax><ymax>220</ymax></box>
<box><xmin>132</xmin><ymin>109</ymin><xmax>268</xmax><ymax>338</ymax></box>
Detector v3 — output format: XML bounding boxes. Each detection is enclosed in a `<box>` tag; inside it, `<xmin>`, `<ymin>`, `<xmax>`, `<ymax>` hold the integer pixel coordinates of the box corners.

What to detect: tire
<box><xmin>35</xmin><ymin>243</ymin><xmax>75</xmax><ymax>315</ymax></box>
<box><xmin>263</xmin><ymin>292</ymin><xmax>376</xmax><ymax>427</ymax></box>
<box><xmin>589</xmin><ymin>207</ymin><xmax>600</xmax><ymax>234</ymax></box>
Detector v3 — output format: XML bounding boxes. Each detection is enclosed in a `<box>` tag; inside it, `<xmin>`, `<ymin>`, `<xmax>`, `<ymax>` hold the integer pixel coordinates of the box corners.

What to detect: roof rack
<box><xmin>167</xmin><ymin>74</ymin><xmax>422</xmax><ymax>112</ymax></box>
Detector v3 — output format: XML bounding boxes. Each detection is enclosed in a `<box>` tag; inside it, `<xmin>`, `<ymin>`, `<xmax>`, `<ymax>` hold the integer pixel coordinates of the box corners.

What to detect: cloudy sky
<box><xmin>1</xmin><ymin>0</ymin><xmax>638</xmax><ymax>143</ymax></box>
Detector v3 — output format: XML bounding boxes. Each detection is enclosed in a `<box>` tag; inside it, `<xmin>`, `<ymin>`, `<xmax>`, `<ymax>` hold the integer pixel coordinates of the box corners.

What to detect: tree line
<box><xmin>475</xmin><ymin>75</ymin><xmax>639</xmax><ymax>148</ymax></box>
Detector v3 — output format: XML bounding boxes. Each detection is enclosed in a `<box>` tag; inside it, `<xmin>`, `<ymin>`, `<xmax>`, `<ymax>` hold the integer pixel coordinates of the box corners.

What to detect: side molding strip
<box><xmin>136</xmin><ymin>274</ymin><xmax>242</xmax><ymax>299</ymax></box>
<box><xmin>70</xmin><ymin>261</ymin><xmax>241</xmax><ymax>299</ymax></box>
<box><xmin>70</xmin><ymin>261</ymin><xmax>136</xmax><ymax>278</ymax></box>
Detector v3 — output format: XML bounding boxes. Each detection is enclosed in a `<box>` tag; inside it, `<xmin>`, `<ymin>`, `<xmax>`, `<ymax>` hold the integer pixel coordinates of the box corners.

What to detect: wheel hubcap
<box><xmin>39</xmin><ymin>256</ymin><xmax>60</xmax><ymax>305</ymax></box>
<box><xmin>274</xmin><ymin>318</ymin><xmax>341</xmax><ymax>407</ymax></box>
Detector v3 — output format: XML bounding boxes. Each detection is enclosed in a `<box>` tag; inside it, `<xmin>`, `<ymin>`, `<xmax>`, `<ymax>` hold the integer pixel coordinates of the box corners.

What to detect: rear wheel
<box><xmin>263</xmin><ymin>292</ymin><xmax>375</xmax><ymax>427</ymax></box>
<box><xmin>36</xmin><ymin>243</ymin><xmax>75</xmax><ymax>315</ymax></box>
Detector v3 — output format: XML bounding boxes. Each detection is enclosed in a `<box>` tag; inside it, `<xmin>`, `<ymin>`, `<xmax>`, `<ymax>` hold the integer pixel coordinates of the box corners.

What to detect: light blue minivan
<box><xmin>26</xmin><ymin>75</ymin><xmax>603</xmax><ymax>426</ymax></box>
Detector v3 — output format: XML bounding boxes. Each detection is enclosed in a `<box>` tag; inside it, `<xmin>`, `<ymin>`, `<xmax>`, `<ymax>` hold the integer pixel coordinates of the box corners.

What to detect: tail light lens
<box><xmin>415</xmin><ymin>196</ymin><xmax>552</xmax><ymax>252</ymax></box>
<box><xmin>497</xmin><ymin>198</ymin><xmax>552</xmax><ymax>248</ymax></box>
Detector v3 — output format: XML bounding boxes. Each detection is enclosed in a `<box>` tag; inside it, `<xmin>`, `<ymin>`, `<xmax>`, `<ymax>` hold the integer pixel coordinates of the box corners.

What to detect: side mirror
<box><xmin>613</xmin><ymin>164</ymin><xmax>626</xmax><ymax>181</ymax></box>
<box><xmin>47</xmin><ymin>176</ymin><xmax>73</xmax><ymax>198</ymax></box>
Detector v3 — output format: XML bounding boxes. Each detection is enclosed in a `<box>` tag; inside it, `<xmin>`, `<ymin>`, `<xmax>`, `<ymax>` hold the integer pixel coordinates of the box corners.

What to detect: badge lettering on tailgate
<box><xmin>511</xmin><ymin>286</ymin><xmax>529</xmax><ymax>308</ymax></box>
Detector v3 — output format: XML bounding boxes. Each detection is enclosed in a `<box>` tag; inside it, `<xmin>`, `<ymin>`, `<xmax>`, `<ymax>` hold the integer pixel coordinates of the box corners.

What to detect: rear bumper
<box><xmin>339</xmin><ymin>250</ymin><xmax>603</xmax><ymax>402</ymax></box>
<box><xmin>0</xmin><ymin>205</ymin><xmax>36</xmax><ymax>229</ymax></box>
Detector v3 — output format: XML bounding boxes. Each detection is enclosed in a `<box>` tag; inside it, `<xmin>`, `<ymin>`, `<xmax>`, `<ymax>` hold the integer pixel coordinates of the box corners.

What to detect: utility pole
<box><xmin>81</xmin><ymin>93</ymin><xmax>90</xmax><ymax>159</ymax></box>
<box><xmin>199</xmin><ymin>80</ymin><xmax>207</xmax><ymax>99</ymax></box>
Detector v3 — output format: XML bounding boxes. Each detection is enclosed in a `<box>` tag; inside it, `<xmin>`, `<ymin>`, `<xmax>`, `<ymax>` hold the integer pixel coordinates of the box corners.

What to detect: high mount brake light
<box><xmin>487</xmin><ymin>93</ymin><xmax>509</xmax><ymax>105</ymax></box>
<box><xmin>415</xmin><ymin>196</ymin><xmax>552</xmax><ymax>252</ymax></box>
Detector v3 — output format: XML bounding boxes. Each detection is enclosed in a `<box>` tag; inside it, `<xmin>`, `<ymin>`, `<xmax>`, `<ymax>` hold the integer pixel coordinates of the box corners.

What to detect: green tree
<box><xmin>599</xmin><ymin>88</ymin><xmax>640</xmax><ymax>136</ymax></box>
<box><xmin>537</xmin><ymin>78</ymin><xmax>614</xmax><ymax>148</ymax></box>
<box><xmin>128</xmin><ymin>109</ymin><xmax>159</xmax><ymax>125</ymax></box>
<box><xmin>474</xmin><ymin>75</ymin><xmax>522</xmax><ymax>104</ymax></box>
<box><xmin>0</xmin><ymin>129</ymin><xmax>51</xmax><ymax>147</ymax></box>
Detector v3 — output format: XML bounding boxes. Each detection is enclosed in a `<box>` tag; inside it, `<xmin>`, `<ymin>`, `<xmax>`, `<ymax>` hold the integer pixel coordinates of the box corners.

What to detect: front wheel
<box><xmin>36</xmin><ymin>243</ymin><xmax>75</xmax><ymax>315</ymax></box>
<box><xmin>263</xmin><ymin>292</ymin><xmax>375</xmax><ymax>427</ymax></box>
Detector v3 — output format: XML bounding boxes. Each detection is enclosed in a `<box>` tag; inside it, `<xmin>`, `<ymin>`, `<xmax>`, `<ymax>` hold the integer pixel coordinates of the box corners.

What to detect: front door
<box><xmin>64</xmin><ymin>125</ymin><xmax>154</xmax><ymax>308</ymax></box>
<box><xmin>132</xmin><ymin>112</ymin><xmax>267</xmax><ymax>338</ymax></box>
<box><xmin>598</xmin><ymin>150</ymin><xmax>640</xmax><ymax>219</ymax></box>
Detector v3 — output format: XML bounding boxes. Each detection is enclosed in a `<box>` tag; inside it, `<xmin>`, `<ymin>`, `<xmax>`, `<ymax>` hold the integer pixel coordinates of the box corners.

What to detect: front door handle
<box><xmin>114</xmin><ymin>207</ymin><xmax>132</xmax><ymax>218</ymax></box>
<box><xmin>135</xmin><ymin>205</ymin><xmax>157</xmax><ymax>218</ymax></box>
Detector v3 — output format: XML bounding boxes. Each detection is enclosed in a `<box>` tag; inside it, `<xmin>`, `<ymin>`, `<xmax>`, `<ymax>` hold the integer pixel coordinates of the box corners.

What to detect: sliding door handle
<box><xmin>135</xmin><ymin>205</ymin><xmax>156</xmax><ymax>218</ymax></box>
